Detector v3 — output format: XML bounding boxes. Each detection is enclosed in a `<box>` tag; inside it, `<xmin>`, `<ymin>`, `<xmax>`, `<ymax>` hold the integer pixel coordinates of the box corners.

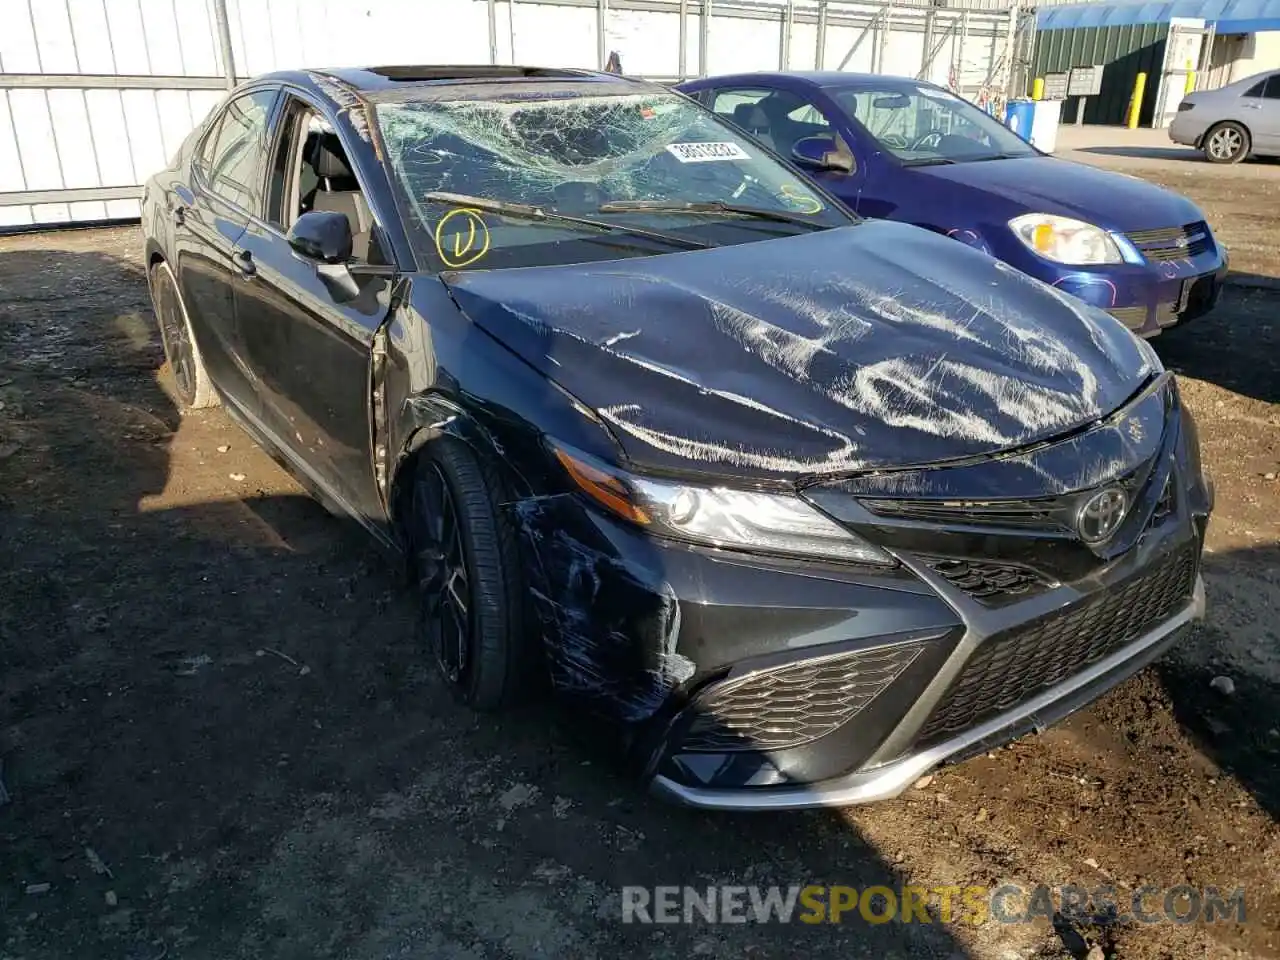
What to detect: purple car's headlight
<box><xmin>1010</xmin><ymin>213</ymin><xmax>1125</xmax><ymax>265</ymax></box>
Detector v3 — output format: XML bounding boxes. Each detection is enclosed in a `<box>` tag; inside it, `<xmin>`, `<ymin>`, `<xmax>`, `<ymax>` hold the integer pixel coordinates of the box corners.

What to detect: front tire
<box><xmin>405</xmin><ymin>438</ymin><xmax>535</xmax><ymax>711</ymax></box>
<box><xmin>1203</xmin><ymin>121</ymin><xmax>1250</xmax><ymax>164</ymax></box>
<box><xmin>148</xmin><ymin>261</ymin><xmax>219</xmax><ymax>410</ymax></box>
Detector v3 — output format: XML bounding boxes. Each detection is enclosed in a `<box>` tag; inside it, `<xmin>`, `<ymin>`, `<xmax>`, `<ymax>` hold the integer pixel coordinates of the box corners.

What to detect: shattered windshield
<box><xmin>830</xmin><ymin>85</ymin><xmax>1037</xmax><ymax>164</ymax></box>
<box><xmin>374</xmin><ymin>88</ymin><xmax>852</xmax><ymax>270</ymax></box>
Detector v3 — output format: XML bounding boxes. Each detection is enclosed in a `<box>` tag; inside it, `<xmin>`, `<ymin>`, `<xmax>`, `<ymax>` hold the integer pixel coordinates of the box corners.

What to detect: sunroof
<box><xmin>366</xmin><ymin>65</ymin><xmax>597</xmax><ymax>83</ymax></box>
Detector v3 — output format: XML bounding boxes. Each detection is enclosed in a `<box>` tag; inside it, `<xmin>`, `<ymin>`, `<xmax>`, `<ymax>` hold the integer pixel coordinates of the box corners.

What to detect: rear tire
<box><xmin>1203</xmin><ymin>121</ymin><xmax>1250</xmax><ymax>164</ymax></box>
<box><xmin>148</xmin><ymin>261</ymin><xmax>219</xmax><ymax>410</ymax></box>
<box><xmin>404</xmin><ymin>438</ymin><xmax>536</xmax><ymax>711</ymax></box>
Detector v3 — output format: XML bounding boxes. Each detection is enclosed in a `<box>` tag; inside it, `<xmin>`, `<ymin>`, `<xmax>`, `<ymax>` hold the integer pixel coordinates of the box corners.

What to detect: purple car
<box><xmin>676</xmin><ymin>72</ymin><xmax>1228</xmax><ymax>338</ymax></box>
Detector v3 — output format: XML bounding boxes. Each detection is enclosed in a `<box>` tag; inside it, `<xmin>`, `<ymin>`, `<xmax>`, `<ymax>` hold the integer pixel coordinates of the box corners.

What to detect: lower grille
<box><xmin>1108</xmin><ymin>306</ymin><xmax>1147</xmax><ymax>330</ymax></box>
<box><xmin>1125</xmin><ymin>222</ymin><xmax>1212</xmax><ymax>262</ymax></box>
<box><xmin>681</xmin><ymin>642</ymin><xmax>924</xmax><ymax>752</ymax></box>
<box><xmin>922</xmin><ymin>557</ymin><xmax>1052</xmax><ymax>605</ymax></box>
<box><xmin>916</xmin><ymin>546</ymin><xmax>1197</xmax><ymax>745</ymax></box>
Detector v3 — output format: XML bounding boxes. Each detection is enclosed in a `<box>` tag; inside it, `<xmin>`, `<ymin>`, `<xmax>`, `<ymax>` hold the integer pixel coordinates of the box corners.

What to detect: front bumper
<box><xmin>1014</xmin><ymin>223</ymin><xmax>1228</xmax><ymax>338</ymax></box>
<box><xmin>513</xmin><ymin>379</ymin><xmax>1211</xmax><ymax>811</ymax></box>
<box><xmin>652</xmin><ymin>576</ymin><xmax>1204</xmax><ymax>810</ymax></box>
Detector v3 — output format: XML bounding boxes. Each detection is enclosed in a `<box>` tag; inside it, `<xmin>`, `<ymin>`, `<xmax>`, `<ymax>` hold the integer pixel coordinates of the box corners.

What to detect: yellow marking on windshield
<box><xmin>778</xmin><ymin>183</ymin><xmax>824</xmax><ymax>215</ymax></box>
<box><xmin>434</xmin><ymin>208</ymin><xmax>491</xmax><ymax>267</ymax></box>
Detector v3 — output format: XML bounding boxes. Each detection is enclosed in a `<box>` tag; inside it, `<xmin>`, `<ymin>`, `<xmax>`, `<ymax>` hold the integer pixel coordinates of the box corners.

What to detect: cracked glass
<box><xmin>374</xmin><ymin>89</ymin><xmax>853</xmax><ymax>270</ymax></box>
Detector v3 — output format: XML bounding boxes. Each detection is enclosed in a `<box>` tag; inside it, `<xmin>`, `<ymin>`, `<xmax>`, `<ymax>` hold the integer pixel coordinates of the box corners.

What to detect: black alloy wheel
<box><xmin>149</xmin><ymin>262</ymin><xmax>218</xmax><ymax>410</ymax></box>
<box><xmin>407</xmin><ymin>438</ymin><xmax>536</xmax><ymax>710</ymax></box>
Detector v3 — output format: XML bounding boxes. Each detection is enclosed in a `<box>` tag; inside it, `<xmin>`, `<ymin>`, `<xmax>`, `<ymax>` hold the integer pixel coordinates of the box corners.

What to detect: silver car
<box><xmin>1169</xmin><ymin>69</ymin><xmax>1280</xmax><ymax>163</ymax></box>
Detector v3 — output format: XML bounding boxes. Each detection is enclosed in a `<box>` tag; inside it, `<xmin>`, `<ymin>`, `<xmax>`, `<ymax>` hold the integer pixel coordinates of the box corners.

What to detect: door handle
<box><xmin>234</xmin><ymin>249</ymin><xmax>257</xmax><ymax>278</ymax></box>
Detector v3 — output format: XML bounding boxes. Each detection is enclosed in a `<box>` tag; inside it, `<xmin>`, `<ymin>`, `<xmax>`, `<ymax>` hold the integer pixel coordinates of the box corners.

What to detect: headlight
<box><xmin>552</xmin><ymin>443</ymin><xmax>894</xmax><ymax>566</ymax></box>
<box><xmin>1009</xmin><ymin>213</ymin><xmax>1124</xmax><ymax>265</ymax></box>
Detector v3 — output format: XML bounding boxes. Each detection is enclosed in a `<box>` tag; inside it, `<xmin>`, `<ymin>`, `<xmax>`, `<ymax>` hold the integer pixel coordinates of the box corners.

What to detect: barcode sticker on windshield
<box><xmin>665</xmin><ymin>141</ymin><xmax>750</xmax><ymax>163</ymax></box>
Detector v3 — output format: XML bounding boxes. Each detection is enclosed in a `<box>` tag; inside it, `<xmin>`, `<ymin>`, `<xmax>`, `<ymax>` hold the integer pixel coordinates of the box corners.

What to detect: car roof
<box><xmin>254</xmin><ymin>65</ymin><xmax>659</xmax><ymax>102</ymax></box>
<box><xmin>682</xmin><ymin>71</ymin><xmax>934</xmax><ymax>91</ymax></box>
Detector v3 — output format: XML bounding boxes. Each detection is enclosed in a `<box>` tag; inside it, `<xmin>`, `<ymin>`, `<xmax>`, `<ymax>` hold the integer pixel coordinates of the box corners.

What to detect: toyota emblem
<box><xmin>1076</xmin><ymin>488</ymin><xmax>1129</xmax><ymax>544</ymax></box>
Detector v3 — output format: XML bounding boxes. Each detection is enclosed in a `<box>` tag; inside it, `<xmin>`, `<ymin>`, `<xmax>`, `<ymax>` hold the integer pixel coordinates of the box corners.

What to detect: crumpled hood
<box><xmin>443</xmin><ymin>220</ymin><xmax>1157</xmax><ymax>482</ymax></box>
<box><xmin>918</xmin><ymin>156</ymin><xmax>1204</xmax><ymax>231</ymax></box>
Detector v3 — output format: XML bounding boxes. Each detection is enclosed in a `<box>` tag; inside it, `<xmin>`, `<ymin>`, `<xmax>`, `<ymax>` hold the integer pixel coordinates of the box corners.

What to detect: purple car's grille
<box><xmin>1107</xmin><ymin>306</ymin><xmax>1147</xmax><ymax>330</ymax></box>
<box><xmin>680</xmin><ymin>642</ymin><xmax>925</xmax><ymax>752</ymax></box>
<box><xmin>1125</xmin><ymin>222</ymin><xmax>1212</xmax><ymax>262</ymax></box>
<box><xmin>916</xmin><ymin>545</ymin><xmax>1197</xmax><ymax>746</ymax></box>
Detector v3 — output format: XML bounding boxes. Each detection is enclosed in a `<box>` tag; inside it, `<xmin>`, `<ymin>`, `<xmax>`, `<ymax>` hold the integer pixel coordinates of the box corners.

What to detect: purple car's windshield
<box><xmin>828</xmin><ymin>85</ymin><xmax>1037</xmax><ymax>165</ymax></box>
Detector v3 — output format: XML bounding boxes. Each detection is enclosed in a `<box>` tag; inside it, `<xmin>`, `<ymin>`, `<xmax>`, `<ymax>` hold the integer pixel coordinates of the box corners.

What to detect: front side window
<box><xmin>373</xmin><ymin>88</ymin><xmax>853</xmax><ymax>271</ymax></box>
<box><xmin>829</xmin><ymin>84</ymin><xmax>1037</xmax><ymax>165</ymax></box>
<box><xmin>201</xmin><ymin>90</ymin><xmax>278</xmax><ymax>211</ymax></box>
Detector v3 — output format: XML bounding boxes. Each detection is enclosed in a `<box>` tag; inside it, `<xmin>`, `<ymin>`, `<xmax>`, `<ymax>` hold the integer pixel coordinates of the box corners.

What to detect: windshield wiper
<box><xmin>423</xmin><ymin>191</ymin><xmax>711</xmax><ymax>251</ymax></box>
<box><xmin>965</xmin><ymin>152</ymin><xmax>1033</xmax><ymax>163</ymax></box>
<box><xmin>901</xmin><ymin>157</ymin><xmax>957</xmax><ymax>167</ymax></box>
<box><xmin>597</xmin><ymin>199</ymin><xmax>829</xmax><ymax>230</ymax></box>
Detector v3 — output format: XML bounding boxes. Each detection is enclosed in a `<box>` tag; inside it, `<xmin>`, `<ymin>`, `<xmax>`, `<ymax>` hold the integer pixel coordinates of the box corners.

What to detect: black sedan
<box><xmin>142</xmin><ymin>65</ymin><xmax>1212</xmax><ymax>811</ymax></box>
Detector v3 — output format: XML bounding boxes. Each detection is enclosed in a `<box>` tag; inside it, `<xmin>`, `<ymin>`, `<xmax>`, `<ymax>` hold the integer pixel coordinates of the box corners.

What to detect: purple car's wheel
<box><xmin>148</xmin><ymin>261</ymin><xmax>218</xmax><ymax>410</ymax></box>
<box><xmin>407</xmin><ymin>438</ymin><xmax>536</xmax><ymax>710</ymax></box>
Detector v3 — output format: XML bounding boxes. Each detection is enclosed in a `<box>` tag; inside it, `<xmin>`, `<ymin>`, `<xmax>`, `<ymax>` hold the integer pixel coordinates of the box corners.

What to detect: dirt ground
<box><xmin>1</xmin><ymin>155</ymin><xmax>1278</xmax><ymax>960</ymax></box>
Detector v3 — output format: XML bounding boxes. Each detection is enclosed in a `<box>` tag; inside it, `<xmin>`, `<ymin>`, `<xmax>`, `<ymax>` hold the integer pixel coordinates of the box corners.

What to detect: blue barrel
<box><xmin>1004</xmin><ymin>99</ymin><xmax>1036</xmax><ymax>142</ymax></box>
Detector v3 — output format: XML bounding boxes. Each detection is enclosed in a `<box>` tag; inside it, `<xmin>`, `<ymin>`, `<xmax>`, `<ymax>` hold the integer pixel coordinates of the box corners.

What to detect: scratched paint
<box><xmin>818</xmin><ymin>375</ymin><xmax>1175</xmax><ymax>500</ymax></box>
<box><xmin>307</xmin><ymin>72</ymin><xmax>373</xmax><ymax>142</ymax></box>
<box><xmin>446</xmin><ymin>219</ymin><xmax>1155</xmax><ymax>482</ymax></box>
<box><xmin>510</xmin><ymin>495</ymin><xmax>693</xmax><ymax>721</ymax></box>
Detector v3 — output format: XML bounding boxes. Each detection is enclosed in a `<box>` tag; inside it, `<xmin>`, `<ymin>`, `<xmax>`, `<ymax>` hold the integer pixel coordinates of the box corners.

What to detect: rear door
<box><xmin>1253</xmin><ymin>73</ymin><xmax>1280</xmax><ymax>153</ymax></box>
<box><xmin>176</xmin><ymin>88</ymin><xmax>280</xmax><ymax>417</ymax></box>
<box><xmin>231</xmin><ymin>92</ymin><xmax>393</xmax><ymax>527</ymax></box>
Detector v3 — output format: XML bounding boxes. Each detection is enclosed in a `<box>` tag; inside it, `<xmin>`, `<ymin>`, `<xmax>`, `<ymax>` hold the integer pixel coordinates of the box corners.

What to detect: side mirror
<box><xmin>792</xmin><ymin>135</ymin><xmax>854</xmax><ymax>174</ymax></box>
<box><xmin>288</xmin><ymin>210</ymin><xmax>359</xmax><ymax>302</ymax></box>
<box><xmin>287</xmin><ymin>210</ymin><xmax>353</xmax><ymax>264</ymax></box>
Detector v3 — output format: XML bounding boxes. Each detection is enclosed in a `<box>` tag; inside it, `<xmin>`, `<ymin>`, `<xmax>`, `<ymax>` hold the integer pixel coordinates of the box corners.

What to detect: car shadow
<box><xmin>0</xmin><ymin>243</ymin><xmax>982</xmax><ymax>959</ymax></box>
<box><xmin>1155</xmin><ymin>543</ymin><xmax>1280</xmax><ymax>822</ymax></box>
<box><xmin>1072</xmin><ymin>145</ymin><xmax>1206</xmax><ymax>163</ymax></box>
<box><xmin>1153</xmin><ymin>283</ymin><xmax>1280</xmax><ymax>405</ymax></box>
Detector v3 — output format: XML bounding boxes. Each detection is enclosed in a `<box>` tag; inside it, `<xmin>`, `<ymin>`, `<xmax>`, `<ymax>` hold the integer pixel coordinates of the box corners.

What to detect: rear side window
<box><xmin>1264</xmin><ymin>75</ymin><xmax>1280</xmax><ymax>99</ymax></box>
<box><xmin>200</xmin><ymin>90</ymin><xmax>279</xmax><ymax>211</ymax></box>
<box><xmin>1244</xmin><ymin>79</ymin><xmax>1266</xmax><ymax>97</ymax></box>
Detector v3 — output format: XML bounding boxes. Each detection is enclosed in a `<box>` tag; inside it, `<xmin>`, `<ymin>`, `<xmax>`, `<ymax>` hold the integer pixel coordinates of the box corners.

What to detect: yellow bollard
<box><xmin>1031</xmin><ymin>76</ymin><xmax>1045</xmax><ymax>100</ymax></box>
<box><xmin>1184</xmin><ymin>59</ymin><xmax>1196</xmax><ymax>94</ymax></box>
<box><xmin>1126</xmin><ymin>71</ymin><xmax>1147</xmax><ymax>129</ymax></box>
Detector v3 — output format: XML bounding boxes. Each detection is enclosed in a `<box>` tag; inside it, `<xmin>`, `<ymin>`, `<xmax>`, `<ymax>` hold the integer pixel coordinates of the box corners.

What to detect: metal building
<box><xmin>0</xmin><ymin>0</ymin><xmax>1028</xmax><ymax>229</ymax></box>
<box><xmin>1032</xmin><ymin>0</ymin><xmax>1280</xmax><ymax>126</ymax></box>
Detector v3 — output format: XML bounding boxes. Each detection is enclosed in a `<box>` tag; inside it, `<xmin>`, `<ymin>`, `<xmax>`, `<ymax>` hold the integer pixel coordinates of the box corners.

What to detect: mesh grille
<box><xmin>922</xmin><ymin>557</ymin><xmax>1051</xmax><ymax>605</ymax></box>
<box><xmin>681</xmin><ymin>643</ymin><xmax>925</xmax><ymax>752</ymax></box>
<box><xmin>1125</xmin><ymin>222</ymin><xmax>1211</xmax><ymax>262</ymax></box>
<box><xmin>917</xmin><ymin>546</ymin><xmax>1197</xmax><ymax>745</ymax></box>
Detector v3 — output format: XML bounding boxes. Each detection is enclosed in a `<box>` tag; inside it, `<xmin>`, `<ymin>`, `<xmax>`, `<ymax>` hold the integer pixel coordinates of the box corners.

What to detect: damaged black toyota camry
<box><xmin>142</xmin><ymin>66</ymin><xmax>1212</xmax><ymax>811</ymax></box>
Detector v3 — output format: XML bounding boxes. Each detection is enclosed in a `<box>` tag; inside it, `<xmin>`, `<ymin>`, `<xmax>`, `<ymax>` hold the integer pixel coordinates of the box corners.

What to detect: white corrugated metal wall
<box><xmin>0</xmin><ymin>0</ymin><xmax>233</xmax><ymax>227</ymax></box>
<box><xmin>0</xmin><ymin>0</ymin><xmax>1025</xmax><ymax>229</ymax></box>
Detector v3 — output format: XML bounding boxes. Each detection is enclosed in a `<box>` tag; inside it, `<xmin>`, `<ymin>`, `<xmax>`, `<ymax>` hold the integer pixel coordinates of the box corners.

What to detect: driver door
<box><xmin>231</xmin><ymin>94</ymin><xmax>394</xmax><ymax>528</ymax></box>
